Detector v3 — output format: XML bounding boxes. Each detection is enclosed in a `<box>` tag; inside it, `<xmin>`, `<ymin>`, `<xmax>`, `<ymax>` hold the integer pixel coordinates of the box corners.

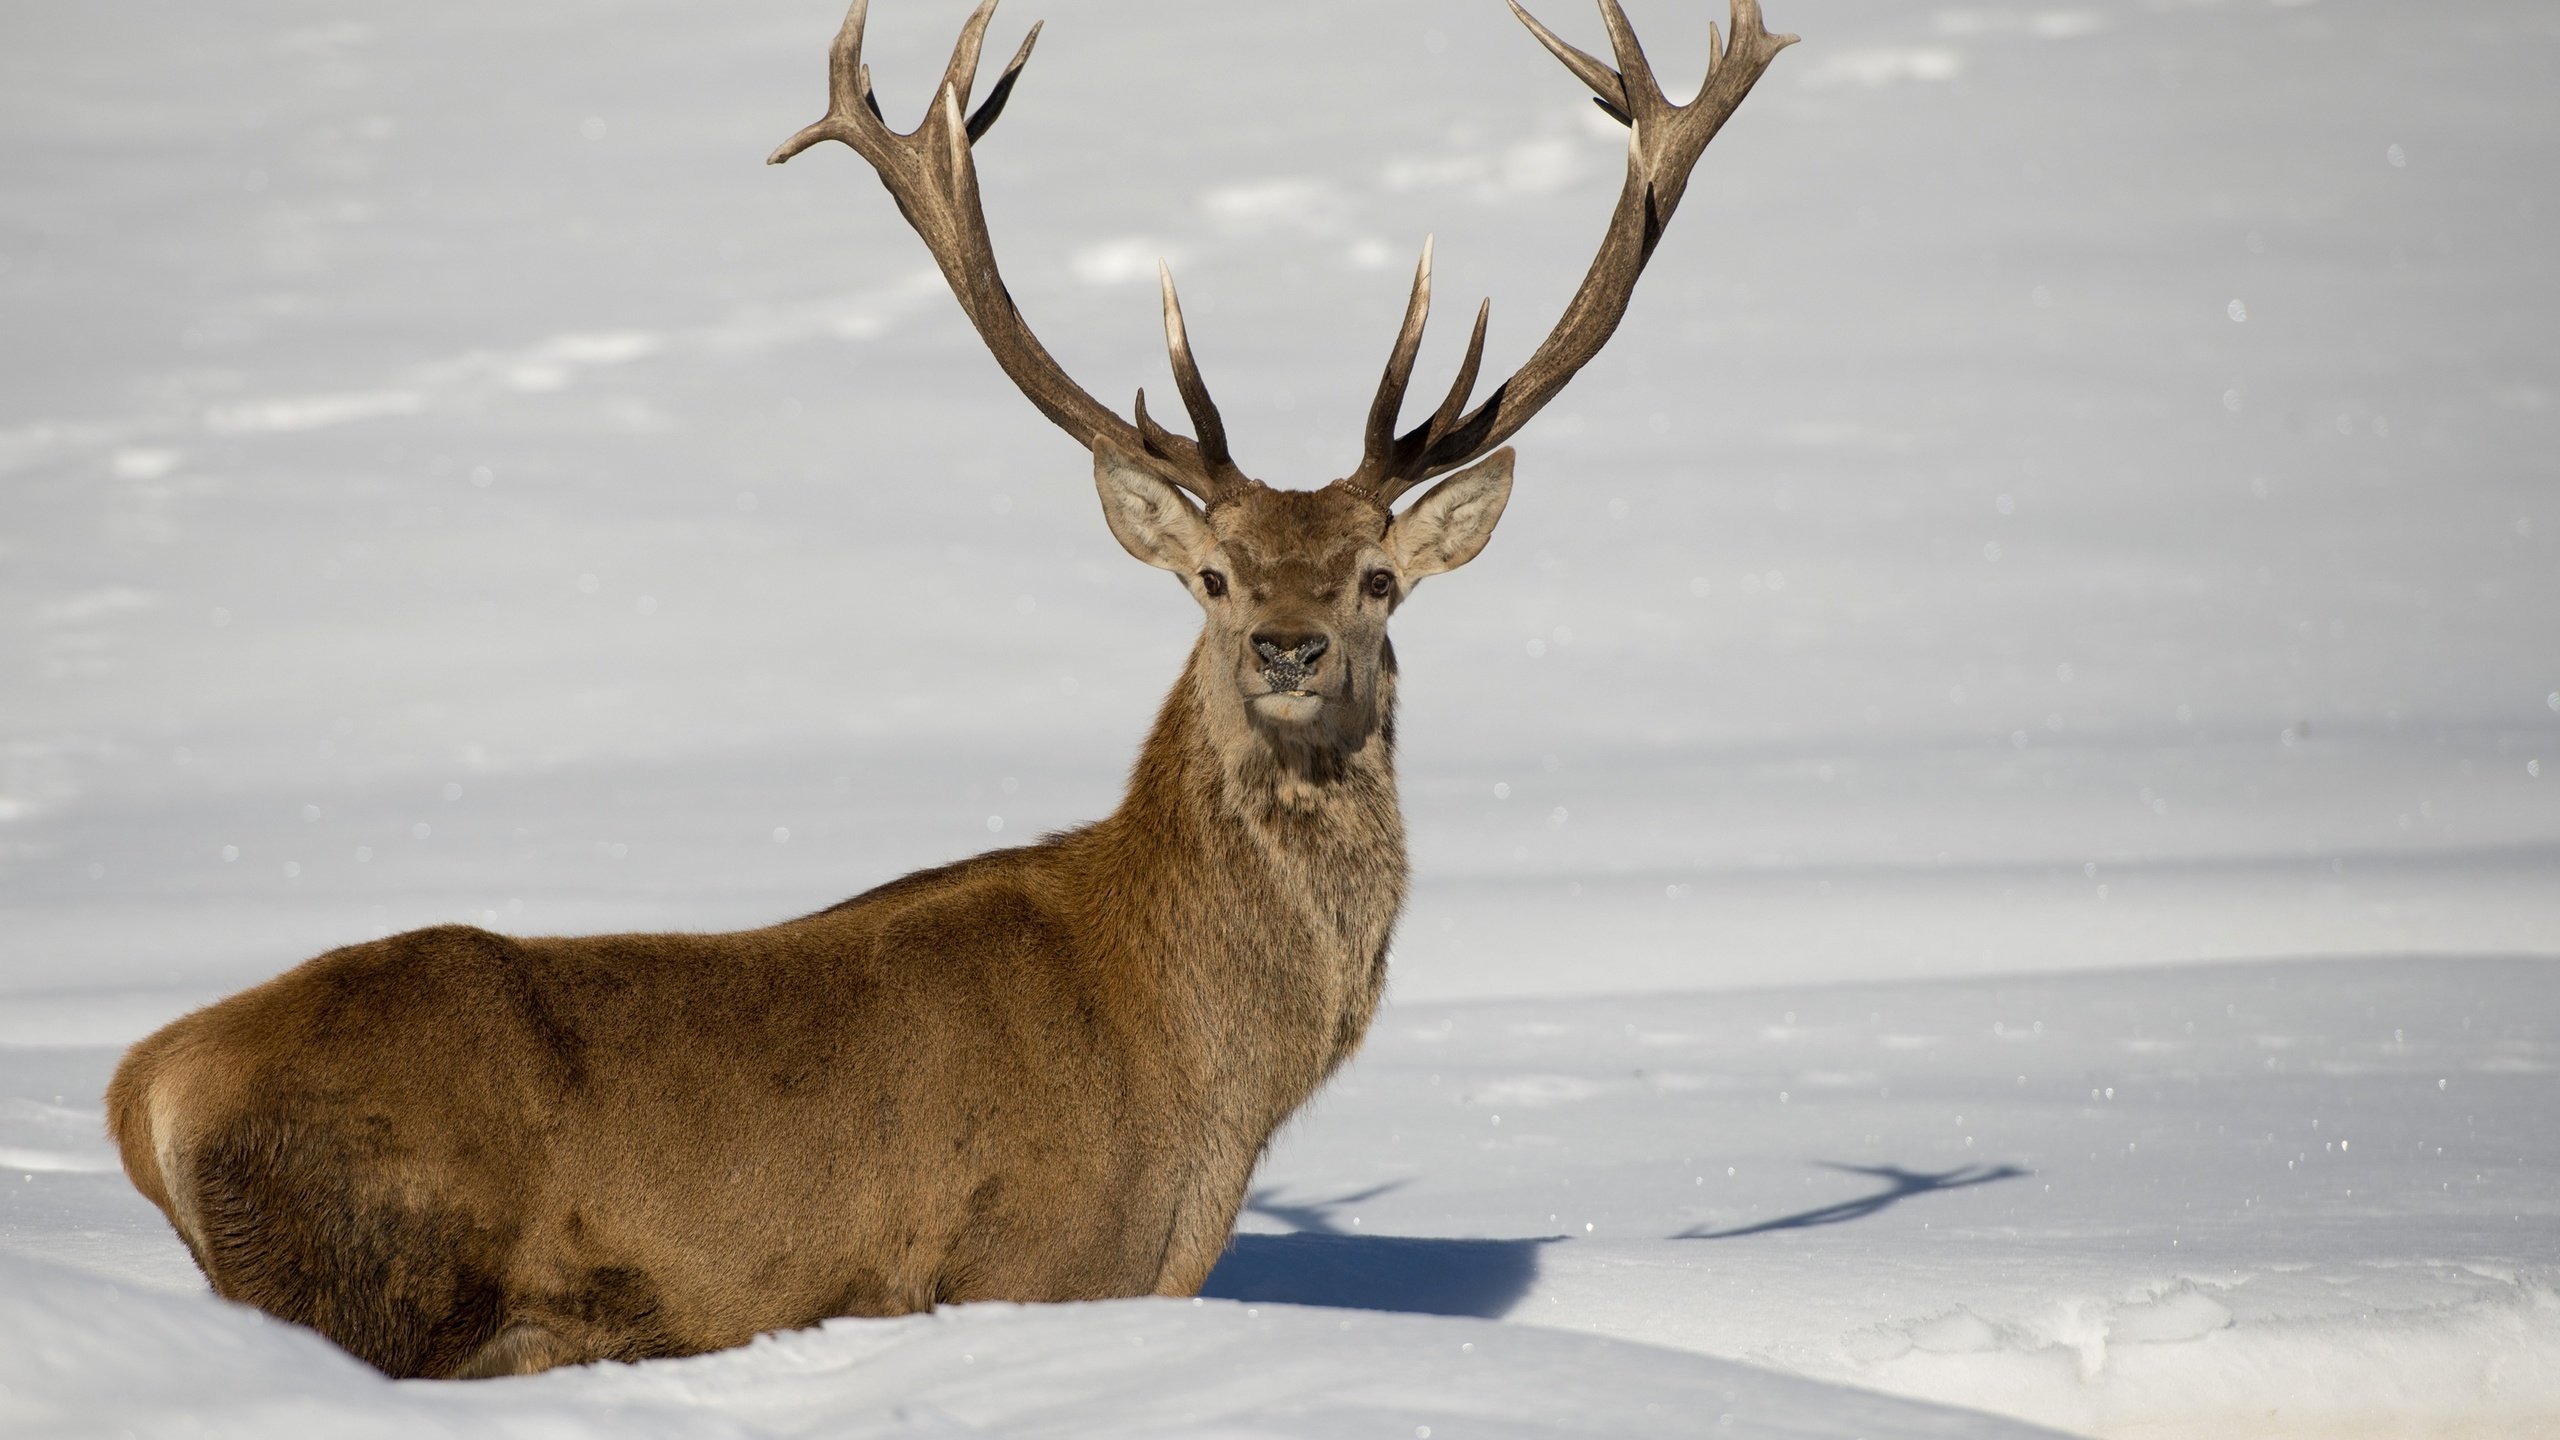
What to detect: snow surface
<box><xmin>4</xmin><ymin>0</ymin><xmax>2557</xmax><ymax>1435</ymax></box>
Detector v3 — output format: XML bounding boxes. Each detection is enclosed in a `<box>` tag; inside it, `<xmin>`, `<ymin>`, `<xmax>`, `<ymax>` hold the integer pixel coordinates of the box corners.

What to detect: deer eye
<box><xmin>1363</xmin><ymin>569</ymin><xmax>1396</xmax><ymax>599</ymax></box>
<box><xmin>1199</xmin><ymin>569</ymin><xmax>1228</xmax><ymax>598</ymax></box>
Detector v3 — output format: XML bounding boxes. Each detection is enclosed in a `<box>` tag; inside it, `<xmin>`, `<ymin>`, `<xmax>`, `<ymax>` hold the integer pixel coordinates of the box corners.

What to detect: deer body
<box><xmin>111</xmin><ymin>603</ymin><xmax>1404</xmax><ymax>1376</ymax></box>
<box><xmin>108</xmin><ymin>0</ymin><xmax>1791</xmax><ymax>1379</ymax></box>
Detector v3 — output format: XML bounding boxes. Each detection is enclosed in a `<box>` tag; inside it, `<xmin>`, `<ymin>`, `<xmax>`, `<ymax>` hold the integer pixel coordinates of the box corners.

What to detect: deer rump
<box><xmin>108</xmin><ymin>851</ymin><xmax>1259</xmax><ymax>1379</ymax></box>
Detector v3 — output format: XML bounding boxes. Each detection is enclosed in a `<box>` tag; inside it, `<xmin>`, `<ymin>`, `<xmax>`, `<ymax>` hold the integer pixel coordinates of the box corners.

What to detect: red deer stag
<box><xmin>106</xmin><ymin>0</ymin><xmax>1794</xmax><ymax>1378</ymax></box>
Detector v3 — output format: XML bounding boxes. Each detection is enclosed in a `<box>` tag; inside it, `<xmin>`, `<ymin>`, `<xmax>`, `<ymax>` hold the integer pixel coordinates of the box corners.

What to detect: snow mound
<box><xmin>1839</xmin><ymin>1272</ymin><xmax>2560</xmax><ymax>1440</ymax></box>
<box><xmin>0</xmin><ymin>1251</ymin><xmax>2068</xmax><ymax>1440</ymax></box>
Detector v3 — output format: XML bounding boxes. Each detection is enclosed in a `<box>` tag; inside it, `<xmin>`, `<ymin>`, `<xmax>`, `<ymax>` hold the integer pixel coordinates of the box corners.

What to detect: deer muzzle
<box><xmin>1252</xmin><ymin>636</ymin><xmax>1329</xmax><ymax>697</ymax></box>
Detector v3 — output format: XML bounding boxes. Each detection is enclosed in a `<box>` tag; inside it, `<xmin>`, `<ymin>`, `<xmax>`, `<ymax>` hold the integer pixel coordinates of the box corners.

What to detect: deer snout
<box><xmin>1250</xmin><ymin>631</ymin><xmax>1331</xmax><ymax>698</ymax></box>
<box><xmin>1251</xmin><ymin>632</ymin><xmax>1329</xmax><ymax>668</ymax></box>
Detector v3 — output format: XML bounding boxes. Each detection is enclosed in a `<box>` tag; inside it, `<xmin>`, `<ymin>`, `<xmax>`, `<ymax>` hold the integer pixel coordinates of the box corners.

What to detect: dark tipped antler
<box><xmin>1339</xmin><ymin>0</ymin><xmax>1795</xmax><ymax>503</ymax></box>
<box><xmin>770</xmin><ymin>0</ymin><xmax>1245</xmax><ymax>501</ymax></box>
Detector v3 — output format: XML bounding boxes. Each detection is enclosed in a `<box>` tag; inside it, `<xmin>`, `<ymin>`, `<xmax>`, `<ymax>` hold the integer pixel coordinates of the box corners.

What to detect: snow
<box><xmin>1235</xmin><ymin>960</ymin><xmax>2560</xmax><ymax>1438</ymax></box>
<box><xmin>2</xmin><ymin>0</ymin><xmax>2555</xmax><ymax>1436</ymax></box>
<box><xmin>2</xmin><ymin>1252</ymin><xmax>2080</xmax><ymax>1440</ymax></box>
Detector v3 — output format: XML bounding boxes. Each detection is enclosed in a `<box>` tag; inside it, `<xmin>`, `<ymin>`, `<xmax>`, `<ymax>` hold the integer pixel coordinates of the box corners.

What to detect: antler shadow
<box><xmin>1241</xmin><ymin>1181</ymin><xmax>1410</xmax><ymax>1237</ymax></box>
<box><xmin>1674</xmin><ymin>1161</ymin><xmax>2027</xmax><ymax>1240</ymax></box>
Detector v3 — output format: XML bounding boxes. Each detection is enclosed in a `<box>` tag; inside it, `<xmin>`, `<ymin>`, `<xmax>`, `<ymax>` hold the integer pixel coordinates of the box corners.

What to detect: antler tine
<box><xmin>967</xmin><ymin>22</ymin><xmax>1042</xmax><ymax>140</ymax></box>
<box><xmin>1424</xmin><ymin>299</ymin><xmax>1491</xmax><ymax>453</ymax></box>
<box><xmin>1360</xmin><ymin>297</ymin><xmax>1492</xmax><ymax>507</ymax></box>
<box><xmin>1349</xmin><ymin>237</ymin><xmax>1435</xmax><ymax>489</ymax></box>
<box><xmin>829</xmin><ymin>0</ymin><xmax>874</xmax><ymax>118</ymax></box>
<box><xmin>935</xmin><ymin>80</ymin><xmax>974</xmax><ymax>183</ymax></box>
<box><xmin>768</xmin><ymin>0</ymin><xmax>882</xmax><ymax>164</ymax></box>
<box><xmin>1132</xmin><ymin>388</ymin><xmax>1175</xmax><ymax>457</ymax></box>
<box><xmin>1595</xmin><ymin>0</ymin><xmax>1668</xmax><ymax>114</ymax></box>
<box><xmin>1157</xmin><ymin>263</ymin><xmax>1237</xmax><ymax>479</ymax></box>
<box><xmin>937</xmin><ymin>0</ymin><xmax>1003</xmax><ymax>127</ymax></box>
<box><xmin>772</xmin><ymin>0</ymin><xmax>1244</xmax><ymax>502</ymax></box>
<box><xmin>1344</xmin><ymin>0</ymin><xmax>1794</xmax><ymax>497</ymax></box>
<box><xmin>1507</xmin><ymin>0</ymin><xmax>1628</xmax><ymax>122</ymax></box>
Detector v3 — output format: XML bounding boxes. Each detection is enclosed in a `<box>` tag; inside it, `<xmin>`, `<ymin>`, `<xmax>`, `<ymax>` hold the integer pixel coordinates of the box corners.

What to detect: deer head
<box><xmin>1091</xmin><ymin>432</ymin><xmax>1512</xmax><ymax>755</ymax></box>
<box><xmin>769</xmin><ymin>0</ymin><xmax>1796</xmax><ymax>754</ymax></box>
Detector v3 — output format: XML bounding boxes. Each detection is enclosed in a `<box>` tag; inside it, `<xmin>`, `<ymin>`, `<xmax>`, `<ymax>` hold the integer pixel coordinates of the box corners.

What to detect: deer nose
<box><xmin>1251</xmin><ymin>631</ymin><xmax>1330</xmax><ymax>668</ymax></box>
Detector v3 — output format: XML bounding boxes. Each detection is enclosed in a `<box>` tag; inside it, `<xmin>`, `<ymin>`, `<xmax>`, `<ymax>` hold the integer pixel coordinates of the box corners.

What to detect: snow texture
<box><xmin>3</xmin><ymin>0</ymin><xmax>2556</xmax><ymax>1436</ymax></box>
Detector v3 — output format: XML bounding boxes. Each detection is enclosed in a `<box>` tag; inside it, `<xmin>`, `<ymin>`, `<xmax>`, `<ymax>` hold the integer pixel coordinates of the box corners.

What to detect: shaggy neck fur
<box><xmin>1077</xmin><ymin>632</ymin><xmax>1408</xmax><ymax>1105</ymax></box>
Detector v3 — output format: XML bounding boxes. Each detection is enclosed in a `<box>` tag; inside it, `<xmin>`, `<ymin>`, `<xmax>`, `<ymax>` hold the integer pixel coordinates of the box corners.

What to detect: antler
<box><xmin>1339</xmin><ymin>0</ymin><xmax>1796</xmax><ymax>503</ymax></box>
<box><xmin>769</xmin><ymin>0</ymin><xmax>1246</xmax><ymax>502</ymax></box>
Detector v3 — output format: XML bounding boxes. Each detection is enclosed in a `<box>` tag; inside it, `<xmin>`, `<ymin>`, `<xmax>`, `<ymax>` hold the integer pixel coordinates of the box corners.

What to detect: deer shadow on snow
<box><xmin>1206</xmin><ymin>1162</ymin><xmax>2027</xmax><ymax>1318</ymax></box>
<box><xmin>1203</xmin><ymin>1184</ymin><xmax>1562</xmax><ymax>1320</ymax></box>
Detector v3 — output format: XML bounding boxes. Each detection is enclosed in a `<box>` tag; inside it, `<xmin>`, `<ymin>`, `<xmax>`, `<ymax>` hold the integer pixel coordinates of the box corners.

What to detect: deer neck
<box><xmin>1093</xmin><ymin>633</ymin><xmax>1407</xmax><ymax>1073</ymax></box>
<box><xmin>1191</xmin><ymin>631</ymin><xmax>1404</xmax><ymax>947</ymax></box>
<box><xmin>1190</xmin><ymin>634</ymin><xmax>1400</xmax><ymax>833</ymax></box>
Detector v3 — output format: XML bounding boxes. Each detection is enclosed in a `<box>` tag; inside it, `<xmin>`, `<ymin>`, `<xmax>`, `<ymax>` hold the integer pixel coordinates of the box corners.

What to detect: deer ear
<box><xmin>1094</xmin><ymin>439</ymin><xmax>1214</xmax><ymax>573</ymax></box>
<box><xmin>1387</xmin><ymin>448</ymin><xmax>1513</xmax><ymax>578</ymax></box>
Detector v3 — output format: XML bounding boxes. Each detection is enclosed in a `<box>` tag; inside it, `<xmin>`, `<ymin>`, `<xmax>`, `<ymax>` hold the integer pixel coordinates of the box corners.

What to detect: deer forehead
<box><xmin>1208</xmin><ymin>487</ymin><xmax>1389</xmax><ymax>581</ymax></box>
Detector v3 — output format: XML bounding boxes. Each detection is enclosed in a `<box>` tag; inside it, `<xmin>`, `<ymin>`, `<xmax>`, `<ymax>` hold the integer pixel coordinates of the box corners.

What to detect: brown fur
<box><xmin>106</xmin><ymin>480</ymin><xmax>1448</xmax><ymax>1379</ymax></box>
